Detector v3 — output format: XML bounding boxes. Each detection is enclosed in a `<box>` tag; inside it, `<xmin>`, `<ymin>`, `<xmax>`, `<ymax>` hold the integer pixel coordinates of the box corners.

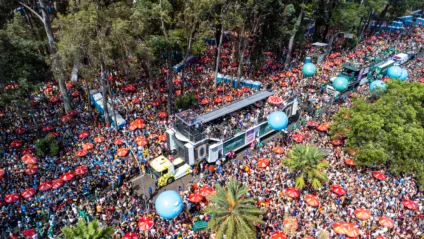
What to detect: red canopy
<box><xmin>402</xmin><ymin>199</ymin><xmax>418</xmax><ymax>210</ymax></box>
<box><xmin>117</xmin><ymin>148</ymin><xmax>129</xmax><ymax>157</ymax></box>
<box><xmin>78</xmin><ymin>131</ymin><xmax>89</xmax><ymax>139</ymax></box>
<box><xmin>132</xmin><ymin>98</ymin><xmax>141</xmax><ymax>104</ymax></box>
<box><xmin>61</xmin><ymin>115</ymin><xmax>72</xmax><ymax>123</ymax></box>
<box><xmin>372</xmin><ymin>171</ymin><xmax>386</xmax><ymax>180</ymax></box>
<box><xmin>10</xmin><ymin>139</ymin><xmax>22</xmax><ymax>148</ymax></box>
<box><xmin>331</xmin><ymin>185</ymin><xmax>347</xmax><ymax>195</ymax></box>
<box><xmin>23</xmin><ymin>156</ymin><xmax>37</xmax><ymax>165</ymax></box>
<box><xmin>292</xmin><ymin>134</ymin><xmax>304</xmax><ymax>143</ymax></box>
<box><xmin>4</xmin><ymin>193</ymin><xmax>20</xmax><ymax>203</ymax></box>
<box><xmin>15</xmin><ymin>127</ymin><xmax>26</xmax><ymax>134</ymax></box>
<box><xmin>82</xmin><ymin>143</ymin><xmax>94</xmax><ymax>150</ymax></box>
<box><xmin>242</xmin><ymin>87</ymin><xmax>250</xmax><ymax>93</ymax></box>
<box><xmin>71</xmin><ymin>91</ymin><xmax>80</xmax><ymax>97</ymax></box>
<box><xmin>283</xmin><ymin>217</ymin><xmax>299</xmax><ymax>231</ymax></box>
<box><xmin>224</xmin><ymin>96</ymin><xmax>233</xmax><ymax>102</ymax></box>
<box><xmin>268</xmin><ymin>96</ymin><xmax>283</xmax><ymax>105</ymax></box>
<box><xmin>135</xmin><ymin>137</ymin><xmax>148</xmax><ymax>146</ymax></box>
<box><xmin>67</xmin><ymin>110</ymin><xmax>78</xmax><ymax>116</ymax></box>
<box><xmin>158</xmin><ymin>135</ymin><xmax>167</xmax><ymax>142</ymax></box>
<box><xmin>25</xmin><ymin>166</ymin><xmax>38</xmax><ymax>175</ymax></box>
<box><xmin>114</xmin><ymin>138</ymin><xmax>124</xmax><ymax>145</ymax></box>
<box><xmin>214</xmin><ymin>97</ymin><xmax>222</xmax><ymax>104</ymax></box>
<box><xmin>354</xmin><ymin>208</ymin><xmax>371</xmax><ymax>220</ymax></box>
<box><xmin>94</xmin><ymin>136</ymin><xmax>106</xmax><ymax>143</ymax></box>
<box><xmin>257</xmin><ymin>159</ymin><xmax>270</xmax><ymax>168</ymax></box>
<box><xmin>378</xmin><ymin>216</ymin><xmax>394</xmax><ymax>228</ymax></box>
<box><xmin>75</xmin><ymin>166</ymin><xmax>88</xmax><ymax>175</ymax></box>
<box><xmin>123</xmin><ymin>232</ymin><xmax>138</xmax><ymax>239</ymax></box>
<box><xmin>331</xmin><ymin>139</ymin><xmax>343</xmax><ymax>146</ymax></box>
<box><xmin>198</xmin><ymin>186</ymin><xmax>214</xmax><ymax>197</ymax></box>
<box><xmin>52</xmin><ymin>179</ymin><xmax>64</xmax><ymax>189</ymax></box>
<box><xmin>344</xmin><ymin>158</ymin><xmax>357</xmax><ymax>166</ymax></box>
<box><xmin>216</xmin><ymin>86</ymin><xmax>224</xmax><ymax>92</ymax></box>
<box><xmin>138</xmin><ymin>217</ymin><xmax>154</xmax><ymax>231</ymax></box>
<box><xmin>273</xmin><ymin>147</ymin><xmax>284</xmax><ymax>154</ymax></box>
<box><xmin>22</xmin><ymin>229</ymin><xmax>36</xmax><ymax>237</ymax></box>
<box><xmin>61</xmin><ymin>172</ymin><xmax>75</xmax><ymax>181</ymax></box>
<box><xmin>188</xmin><ymin>193</ymin><xmax>203</xmax><ymax>203</ymax></box>
<box><xmin>304</xmin><ymin>194</ymin><xmax>320</xmax><ymax>207</ymax></box>
<box><xmin>49</xmin><ymin>96</ymin><xmax>59</xmax><ymax>103</ymax></box>
<box><xmin>39</xmin><ymin>182</ymin><xmax>52</xmax><ymax>191</ymax></box>
<box><xmin>21</xmin><ymin>188</ymin><xmax>36</xmax><ymax>199</ymax></box>
<box><xmin>76</xmin><ymin>149</ymin><xmax>88</xmax><ymax>157</ymax></box>
<box><xmin>307</xmin><ymin>121</ymin><xmax>319</xmax><ymax>127</ymax></box>
<box><xmin>285</xmin><ymin>187</ymin><xmax>300</xmax><ymax>198</ymax></box>
<box><xmin>317</xmin><ymin>123</ymin><xmax>330</xmax><ymax>132</ymax></box>
<box><xmin>271</xmin><ymin>231</ymin><xmax>287</xmax><ymax>239</ymax></box>
<box><xmin>158</xmin><ymin>112</ymin><xmax>167</xmax><ymax>118</ymax></box>
<box><xmin>200</xmin><ymin>98</ymin><xmax>209</xmax><ymax>105</ymax></box>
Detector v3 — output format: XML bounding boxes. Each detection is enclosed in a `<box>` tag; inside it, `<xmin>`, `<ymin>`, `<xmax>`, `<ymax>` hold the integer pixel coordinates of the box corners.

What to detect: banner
<box><xmin>245</xmin><ymin>129</ymin><xmax>255</xmax><ymax>145</ymax></box>
<box><xmin>259</xmin><ymin>123</ymin><xmax>273</xmax><ymax>136</ymax></box>
<box><xmin>223</xmin><ymin>134</ymin><xmax>245</xmax><ymax>154</ymax></box>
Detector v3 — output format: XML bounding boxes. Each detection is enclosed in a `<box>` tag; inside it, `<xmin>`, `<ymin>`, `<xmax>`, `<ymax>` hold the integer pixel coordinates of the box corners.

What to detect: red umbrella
<box><xmin>292</xmin><ymin>134</ymin><xmax>304</xmax><ymax>143</ymax></box>
<box><xmin>67</xmin><ymin>110</ymin><xmax>78</xmax><ymax>116</ymax></box>
<box><xmin>344</xmin><ymin>224</ymin><xmax>360</xmax><ymax>238</ymax></box>
<box><xmin>344</xmin><ymin>158</ymin><xmax>357</xmax><ymax>166</ymax></box>
<box><xmin>21</xmin><ymin>188</ymin><xmax>36</xmax><ymax>199</ymax></box>
<box><xmin>39</xmin><ymin>182</ymin><xmax>52</xmax><ymax>191</ymax></box>
<box><xmin>25</xmin><ymin>166</ymin><xmax>38</xmax><ymax>175</ymax></box>
<box><xmin>79</xmin><ymin>143</ymin><xmax>93</xmax><ymax>151</ymax></box>
<box><xmin>224</xmin><ymin>96</ymin><xmax>233</xmax><ymax>102</ymax></box>
<box><xmin>0</xmin><ymin>168</ymin><xmax>4</xmax><ymax>177</ymax></box>
<box><xmin>307</xmin><ymin>121</ymin><xmax>319</xmax><ymax>127</ymax></box>
<box><xmin>214</xmin><ymin>97</ymin><xmax>222</xmax><ymax>104</ymax></box>
<box><xmin>242</xmin><ymin>87</ymin><xmax>250</xmax><ymax>93</ymax></box>
<box><xmin>21</xmin><ymin>154</ymin><xmax>34</xmax><ymax>161</ymax></box>
<box><xmin>94</xmin><ymin>136</ymin><xmax>105</xmax><ymax>143</ymax></box>
<box><xmin>333</xmin><ymin>222</ymin><xmax>349</xmax><ymax>235</ymax></box>
<box><xmin>268</xmin><ymin>96</ymin><xmax>283</xmax><ymax>105</ymax></box>
<box><xmin>158</xmin><ymin>135</ymin><xmax>167</xmax><ymax>142</ymax></box>
<box><xmin>158</xmin><ymin>112</ymin><xmax>167</xmax><ymax>118</ymax></box>
<box><xmin>331</xmin><ymin>185</ymin><xmax>347</xmax><ymax>195</ymax></box>
<box><xmin>216</xmin><ymin>86</ymin><xmax>224</xmax><ymax>92</ymax></box>
<box><xmin>21</xmin><ymin>148</ymin><xmax>34</xmax><ymax>155</ymax></box>
<box><xmin>61</xmin><ymin>172</ymin><xmax>75</xmax><ymax>181</ymax></box>
<box><xmin>304</xmin><ymin>194</ymin><xmax>320</xmax><ymax>207</ymax></box>
<box><xmin>117</xmin><ymin>148</ymin><xmax>129</xmax><ymax>157</ymax></box>
<box><xmin>71</xmin><ymin>91</ymin><xmax>80</xmax><ymax>97</ymax></box>
<box><xmin>15</xmin><ymin>127</ymin><xmax>26</xmax><ymax>134</ymax></box>
<box><xmin>199</xmin><ymin>186</ymin><xmax>214</xmax><ymax>197</ymax></box>
<box><xmin>257</xmin><ymin>159</ymin><xmax>270</xmax><ymax>168</ymax></box>
<box><xmin>66</xmin><ymin>82</ymin><xmax>73</xmax><ymax>88</ymax></box>
<box><xmin>132</xmin><ymin>98</ymin><xmax>141</xmax><ymax>104</ymax></box>
<box><xmin>135</xmin><ymin>138</ymin><xmax>148</xmax><ymax>146</ymax></box>
<box><xmin>402</xmin><ymin>199</ymin><xmax>418</xmax><ymax>210</ymax></box>
<box><xmin>123</xmin><ymin>232</ymin><xmax>138</xmax><ymax>239</ymax></box>
<box><xmin>378</xmin><ymin>216</ymin><xmax>394</xmax><ymax>228</ymax></box>
<box><xmin>76</xmin><ymin>149</ymin><xmax>88</xmax><ymax>157</ymax></box>
<box><xmin>273</xmin><ymin>147</ymin><xmax>284</xmax><ymax>154</ymax></box>
<box><xmin>317</xmin><ymin>123</ymin><xmax>330</xmax><ymax>132</ymax></box>
<box><xmin>75</xmin><ymin>166</ymin><xmax>88</xmax><ymax>175</ymax></box>
<box><xmin>354</xmin><ymin>208</ymin><xmax>371</xmax><ymax>220</ymax></box>
<box><xmin>49</xmin><ymin>96</ymin><xmax>59</xmax><ymax>103</ymax></box>
<box><xmin>152</xmin><ymin>101</ymin><xmax>160</xmax><ymax>106</ymax></box>
<box><xmin>10</xmin><ymin>139</ymin><xmax>22</xmax><ymax>148</ymax></box>
<box><xmin>52</xmin><ymin>179</ymin><xmax>64</xmax><ymax>189</ymax></box>
<box><xmin>283</xmin><ymin>217</ymin><xmax>298</xmax><ymax>231</ymax></box>
<box><xmin>78</xmin><ymin>131</ymin><xmax>89</xmax><ymax>139</ymax></box>
<box><xmin>4</xmin><ymin>193</ymin><xmax>20</xmax><ymax>203</ymax></box>
<box><xmin>138</xmin><ymin>217</ymin><xmax>154</xmax><ymax>231</ymax></box>
<box><xmin>372</xmin><ymin>171</ymin><xmax>386</xmax><ymax>180</ymax></box>
<box><xmin>23</xmin><ymin>156</ymin><xmax>37</xmax><ymax>165</ymax></box>
<box><xmin>271</xmin><ymin>231</ymin><xmax>287</xmax><ymax>239</ymax></box>
<box><xmin>200</xmin><ymin>98</ymin><xmax>209</xmax><ymax>105</ymax></box>
<box><xmin>188</xmin><ymin>193</ymin><xmax>203</xmax><ymax>203</ymax></box>
<box><xmin>61</xmin><ymin>115</ymin><xmax>72</xmax><ymax>123</ymax></box>
<box><xmin>175</xmin><ymin>90</ymin><xmax>181</xmax><ymax>96</ymax></box>
<box><xmin>174</xmin><ymin>79</ymin><xmax>181</xmax><ymax>85</ymax></box>
<box><xmin>22</xmin><ymin>229</ymin><xmax>36</xmax><ymax>237</ymax></box>
<box><xmin>286</xmin><ymin>187</ymin><xmax>300</xmax><ymax>198</ymax></box>
<box><xmin>114</xmin><ymin>138</ymin><xmax>124</xmax><ymax>145</ymax></box>
<box><xmin>331</xmin><ymin>139</ymin><xmax>343</xmax><ymax>146</ymax></box>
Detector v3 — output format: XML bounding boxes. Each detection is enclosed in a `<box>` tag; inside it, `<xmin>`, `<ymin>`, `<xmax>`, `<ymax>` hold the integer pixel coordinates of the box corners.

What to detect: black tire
<box><xmin>167</xmin><ymin>177</ymin><xmax>174</xmax><ymax>185</ymax></box>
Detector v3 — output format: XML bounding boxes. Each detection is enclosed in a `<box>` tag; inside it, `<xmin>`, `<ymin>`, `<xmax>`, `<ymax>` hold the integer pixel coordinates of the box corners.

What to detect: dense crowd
<box><xmin>0</xmin><ymin>24</ymin><xmax>423</xmax><ymax>239</ymax></box>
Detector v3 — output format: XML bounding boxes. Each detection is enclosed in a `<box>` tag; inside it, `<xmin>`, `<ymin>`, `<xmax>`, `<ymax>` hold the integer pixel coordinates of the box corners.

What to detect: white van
<box><xmin>393</xmin><ymin>53</ymin><xmax>409</xmax><ymax>65</ymax></box>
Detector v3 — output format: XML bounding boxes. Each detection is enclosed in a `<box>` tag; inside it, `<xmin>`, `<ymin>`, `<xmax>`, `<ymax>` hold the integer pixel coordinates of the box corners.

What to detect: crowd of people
<box><xmin>0</xmin><ymin>22</ymin><xmax>423</xmax><ymax>239</ymax></box>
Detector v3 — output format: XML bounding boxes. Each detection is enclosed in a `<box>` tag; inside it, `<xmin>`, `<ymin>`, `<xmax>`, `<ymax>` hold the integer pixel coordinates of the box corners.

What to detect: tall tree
<box><xmin>282</xmin><ymin>145</ymin><xmax>329</xmax><ymax>190</ymax></box>
<box><xmin>61</xmin><ymin>219</ymin><xmax>114</xmax><ymax>239</ymax></box>
<box><xmin>204</xmin><ymin>178</ymin><xmax>264</xmax><ymax>239</ymax></box>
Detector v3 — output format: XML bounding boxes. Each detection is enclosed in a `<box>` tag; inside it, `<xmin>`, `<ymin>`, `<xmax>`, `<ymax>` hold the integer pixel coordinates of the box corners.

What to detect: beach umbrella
<box><xmin>0</xmin><ymin>168</ymin><xmax>4</xmax><ymax>177</ymax></box>
<box><xmin>224</xmin><ymin>96</ymin><xmax>233</xmax><ymax>102</ymax></box>
<box><xmin>242</xmin><ymin>87</ymin><xmax>250</xmax><ymax>93</ymax></box>
<box><xmin>49</xmin><ymin>96</ymin><xmax>59</xmax><ymax>103</ymax></box>
<box><xmin>75</xmin><ymin>166</ymin><xmax>88</xmax><ymax>175</ymax></box>
<box><xmin>78</xmin><ymin>131</ymin><xmax>89</xmax><ymax>139</ymax></box>
<box><xmin>21</xmin><ymin>148</ymin><xmax>34</xmax><ymax>155</ymax></box>
<box><xmin>268</xmin><ymin>96</ymin><xmax>284</xmax><ymax>105</ymax></box>
<box><xmin>67</xmin><ymin>110</ymin><xmax>78</xmax><ymax>116</ymax></box>
<box><xmin>61</xmin><ymin>115</ymin><xmax>72</xmax><ymax>123</ymax></box>
<box><xmin>216</xmin><ymin>86</ymin><xmax>224</xmax><ymax>92</ymax></box>
<box><xmin>354</xmin><ymin>208</ymin><xmax>371</xmax><ymax>220</ymax></box>
<box><xmin>283</xmin><ymin>217</ymin><xmax>298</xmax><ymax>231</ymax></box>
<box><xmin>378</xmin><ymin>217</ymin><xmax>394</xmax><ymax>228</ymax></box>
<box><xmin>15</xmin><ymin>127</ymin><xmax>26</xmax><ymax>134</ymax></box>
<box><xmin>317</xmin><ymin>123</ymin><xmax>330</xmax><ymax>132</ymax></box>
<box><xmin>308</xmin><ymin>121</ymin><xmax>319</xmax><ymax>127</ymax></box>
<box><xmin>71</xmin><ymin>91</ymin><xmax>80</xmax><ymax>97</ymax></box>
<box><xmin>200</xmin><ymin>98</ymin><xmax>209</xmax><ymax>105</ymax></box>
<box><xmin>52</xmin><ymin>179</ymin><xmax>64</xmax><ymax>189</ymax></box>
<box><xmin>344</xmin><ymin>158</ymin><xmax>357</xmax><ymax>166</ymax></box>
<box><xmin>117</xmin><ymin>148</ymin><xmax>129</xmax><ymax>157</ymax></box>
<box><xmin>21</xmin><ymin>154</ymin><xmax>34</xmax><ymax>161</ymax></box>
<box><xmin>76</xmin><ymin>149</ymin><xmax>88</xmax><ymax>157</ymax></box>
<box><xmin>304</xmin><ymin>195</ymin><xmax>320</xmax><ymax>207</ymax></box>
<box><xmin>61</xmin><ymin>172</ymin><xmax>75</xmax><ymax>181</ymax></box>
<box><xmin>25</xmin><ymin>166</ymin><xmax>38</xmax><ymax>175</ymax></box>
<box><xmin>331</xmin><ymin>185</ymin><xmax>347</xmax><ymax>195</ymax></box>
<box><xmin>23</xmin><ymin>156</ymin><xmax>37</xmax><ymax>165</ymax></box>
<box><xmin>331</xmin><ymin>139</ymin><xmax>343</xmax><ymax>146</ymax></box>
<box><xmin>199</xmin><ymin>186</ymin><xmax>214</xmax><ymax>197</ymax></box>
<box><xmin>136</xmin><ymin>138</ymin><xmax>148</xmax><ymax>146</ymax></box>
<box><xmin>4</xmin><ymin>194</ymin><xmax>20</xmax><ymax>203</ymax></box>
<box><xmin>94</xmin><ymin>136</ymin><xmax>105</xmax><ymax>143</ymax></box>
<box><xmin>271</xmin><ymin>231</ymin><xmax>287</xmax><ymax>239</ymax></box>
<box><xmin>114</xmin><ymin>138</ymin><xmax>124</xmax><ymax>145</ymax></box>
<box><xmin>286</xmin><ymin>188</ymin><xmax>300</xmax><ymax>198</ymax></box>
<box><xmin>372</xmin><ymin>171</ymin><xmax>386</xmax><ymax>181</ymax></box>
<box><xmin>292</xmin><ymin>134</ymin><xmax>304</xmax><ymax>143</ymax></box>
<box><xmin>344</xmin><ymin>224</ymin><xmax>360</xmax><ymax>238</ymax></box>
<box><xmin>214</xmin><ymin>97</ymin><xmax>222</xmax><ymax>104</ymax></box>
<box><xmin>132</xmin><ymin>98</ymin><xmax>140</xmax><ymax>104</ymax></box>
<box><xmin>39</xmin><ymin>182</ymin><xmax>52</xmax><ymax>191</ymax></box>
<box><xmin>402</xmin><ymin>199</ymin><xmax>418</xmax><ymax>210</ymax></box>
<box><xmin>10</xmin><ymin>139</ymin><xmax>22</xmax><ymax>148</ymax></box>
<box><xmin>138</xmin><ymin>217</ymin><xmax>154</xmax><ymax>231</ymax></box>
<box><xmin>21</xmin><ymin>188</ymin><xmax>36</xmax><ymax>199</ymax></box>
<box><xmin>333</xmin><ymin>222</ymin><xmax>349</xmax><ymax>235</ymax></box>
<box><xmin>158</xmin><ymin>112</ymin><xmax>167</xmax><ymax>118</ymax></box>
<box><xmin>257</xmin><ymin>159</ymin><xmax>270</xmax><ymax>168</ymax></box>
<box><xmin>273</xmin><ymin>147</ymin><xmax>284</xmax><ymax>154</ymax></box>
<box><xmin>123</xmin><ymin>232</ymin><xmax>138</xmax><ymax>239</ymax></box>
<box><xmin>22</xmin><ymin>229</ymin><xmax>36</xmax><ymax>237</ymax></box>
<box><xmin>82</xmin><ymin>143</ymin><xmax>94</xmax><ymax>150</ymax></box>
<box><xmin>158</xmin><ymin>135</ymin><xmax>167</xmax><ymax>142</ymax></box>
<box><xmin>188</xmin><ymin>193</ymin><xmax>203</xmax><ymax>203</ymax></box>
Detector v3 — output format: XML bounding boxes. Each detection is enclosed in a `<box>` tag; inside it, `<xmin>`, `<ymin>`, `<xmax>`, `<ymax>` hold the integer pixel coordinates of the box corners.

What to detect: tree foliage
<box><xmin>35</xmin><ymin>135</ymin><xmax>60</xmax><ymax>157</ymax></box>
<box><xmin>204</xmin><ymin>178</ymin><xmax>264</xmax><ymax>239</ymax></box>
<box><xmin>175</xmin><ymin>93</ymin><xmax>197</xmax><ymax>111</ymax></box>
<box><xmin>61</xmin><ymin>219</ymin><xmax>114</xmax><ymax>239</ymax></box>
<box><xmin>331</xmin><ymin>80</ymin><xmax>424</xmax><ymax>188</ymax></box>
<box><xmin>283</xmin><ymin>145</ymin><xmax>329</xmax><ymax>190</ymax></box>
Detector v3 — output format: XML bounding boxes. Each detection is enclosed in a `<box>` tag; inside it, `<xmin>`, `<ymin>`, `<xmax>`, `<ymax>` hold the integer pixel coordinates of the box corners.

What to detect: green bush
<box><xmin>35</xmin><ymin>135</ymin><xmax>60</xmax><ymax>157</ymax></box>
<box><xmin>175</xmin><ymin>93</ymin><xmax>197</xmax><ymax>110</ymax></box>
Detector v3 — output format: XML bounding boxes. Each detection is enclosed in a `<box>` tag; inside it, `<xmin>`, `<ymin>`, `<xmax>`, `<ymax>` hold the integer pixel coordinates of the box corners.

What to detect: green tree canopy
<box><xmin>283</xmin><ymin>145</ymin><xmax>329</xmax><ymax>190</ymax></box>
<box><xmin>61</xmin><ymin>219</ymin><xmax>114</xmax><ymax>239</ymax></box>
<box><xmin>204</xmin><ymin>178</ymin><xmax>264</xmax><ymax>239</ymax></box>
<box><xmin>331</xmin><ymin>80</ymin><xmax>424</xmax><ymax>188</ymax></box>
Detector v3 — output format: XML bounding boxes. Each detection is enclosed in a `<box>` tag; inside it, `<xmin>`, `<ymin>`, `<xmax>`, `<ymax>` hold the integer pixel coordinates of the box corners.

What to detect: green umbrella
<box><xmin>193</xmin><ymin>221</ymin><xmax>208</xmax><ymax>232</ymax></box>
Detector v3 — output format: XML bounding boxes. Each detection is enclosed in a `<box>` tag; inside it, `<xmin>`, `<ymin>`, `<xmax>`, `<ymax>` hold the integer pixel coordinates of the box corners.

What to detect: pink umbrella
<box><xmin>15</xmin><ymin>127</ymin><xmax>26</xmax><ymax>134</ymax></box>
<box><xmin>402</xmin><ymin>199</ymin><xmax>418</xmax><ymax>210</ymax></box>
<box><xmin>4</xmin><ymin>194</ymin><xmax>20</xmax><ymax>203</ymax></box>
<box><xmin>138</xmin><ymin>217</ymin><xmax>154</xmax><ymax>231</ymax></box>
<box><xmin>285</xmin><ymin>188</ymin><xmax>300</xmax><ymax>198</ymax></box>
<box><xmin>75</xmin><ymin>166</ymin><xmax>88</xmax><ymax>175</ymax></box>
<box><xmin>10</xmin><ymin>139</ymin><xmax>23</xmax><ymax>148</ymax></box>
<box><xmin>39</xmin><ymin>182</ymin><xmax>52</xmax><ymax>191</ymax></box>
<box><xmin>52</xmin><ymin>179</ymin><xmax>64</xmax><ymax>189</ymax></box>
<box><xmin>331</xmin><ymin>185</ymin><xmax>347</xmax><ymax>195</ymax></box>
<box><xmin>25</xmin><ymin>166</ymin><xmax>38</xmax><ymax>175</ymax></box>
<box><xmin>61</xmin><ymin>172</ymin><xmax>75</xmax><ymax>181</ymax></box>
<box><xmin>123</xmin><ymin>232</ymin><xmax>138</xmax><ymax>239</ymax></box>
<box><xmin>78</xmin><ymin>131</ymin><xmax>89</xmax><ymax>139</ymax></box>
<box><xmin>21</xmin><ymin>188</ymin><xmax>36</xmax><ymax>199</ymax></box>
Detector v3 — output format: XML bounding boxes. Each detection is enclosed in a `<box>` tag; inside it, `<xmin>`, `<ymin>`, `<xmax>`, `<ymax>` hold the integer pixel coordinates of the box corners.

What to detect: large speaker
<box><xmin>195</xmin><ymin>143</ymin><xmax>208</xmax><ymax>161</ymax></box>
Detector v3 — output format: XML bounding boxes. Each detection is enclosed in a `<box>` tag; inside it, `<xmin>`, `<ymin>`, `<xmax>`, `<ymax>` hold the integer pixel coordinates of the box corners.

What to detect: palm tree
<box><xmin>204</xmin><ymin>178</ymin><xmax>264</xmax><ymax>239</ymax></box>
<box><xmin>61</xmin><ymin>219</ymin><xmax>114</xmax><ymax>239</ymax></box>
<box><xmin>282</xmin><ymin>145</ymin><xmax>329</xmax><ymax>190</ymax></box>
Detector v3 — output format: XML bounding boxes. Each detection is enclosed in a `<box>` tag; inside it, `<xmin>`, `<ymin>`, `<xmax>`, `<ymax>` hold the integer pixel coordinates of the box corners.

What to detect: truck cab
<box><xmin>150</xmin><ymin>156</ymin><xmax>191</xmax><ymax>187</ymax></box>
<box><xmin>326</xmin><ymin>63</ymin><xmax>362</xmax><ymax>95</ymax></box>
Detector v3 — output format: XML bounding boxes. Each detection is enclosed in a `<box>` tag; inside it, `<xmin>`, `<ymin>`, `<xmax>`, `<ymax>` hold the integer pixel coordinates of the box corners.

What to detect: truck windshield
<box><xmin>151</xmin><ymin>167</ymin><xmax>162</xmax><ymax>179</ymax></box>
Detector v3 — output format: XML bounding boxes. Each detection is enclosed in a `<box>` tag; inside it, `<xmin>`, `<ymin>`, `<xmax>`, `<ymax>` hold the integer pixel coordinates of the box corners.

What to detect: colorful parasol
<box><xmin>75</xmin><ymin>166</ymin><xmax>88</xmax><ymax>175</ymax></box>
<box><xmin>304</xmin><ymin>194</ymin><xmax>320</xmax><ymax>207</ymax></box>
<box><xmin>354</xmin><ymin>208</ymin><xmax>371</xmax><ymax>220</ymax></box>
<box><xmin>331</xmin><ymin>185</ymin><xmax>347</xmax><ymax>195</ymax></box>
<box><xmin>292</xmin><ymin>134</ymin><xmax>304</xmax><ymax>143</ymax></box>
<box><xmin>378</xmin><ymin>216</ymin><xmax>394</xmax><ymax>228</ymax></box>
<box><xmin>188</xmin><ymin>193</ymin><xmax>204</xmax><ymax>203</ymax></box>
<box><xmin>286</xmin><ymin>187</ymin><xmax>300</xmax><ymax>198</ymax></box>
<box><xmin>138</xmin><ymin>217</ymin><xmax>154</xmax><ymax>231</ymax></box>
<box><xmin>76</xmin><ymin>149</ymin><xmax>88</xmax><ymax>157</ymax></box>
<box><xmin>273</xmin><ymin>147</ymin><xmax>284</xmax><ymax>154</ymax></box>
<box><xmin>82</xmin><ymin>143</ymin><xmax>94</xmax><ymax>150</ymax></box>
<box><xmin>52</xmin><ymin>179</ymin><xmax>64</xmax><ymax>189</ymax></box>
<box><xmin>257</xmin><ymin>159</ymin><xmax>270</xmax><ymax>168</ymax></box>
<box><xmin>61</xmin><ymin>172</ymin><xmax>75</xmax><ymax>181</ymax></box>
<box><xmin>402</xmin><ymin>199</ymin><xmax>418</xmax><ymax>210</ymax></box>
<box><xmin>117</xmin><ymin>148</ymin><xmax>129</xmax><ymax>157</ymax></box>
<box><xmin>39</xmin><ymin>182</ymin><xmax>52</xmax><ymax>191</ymax></box>
<box><xmin>21</xmin><ymin>188</ymin><xmax>36</xmax><ymax>199</ymax></box>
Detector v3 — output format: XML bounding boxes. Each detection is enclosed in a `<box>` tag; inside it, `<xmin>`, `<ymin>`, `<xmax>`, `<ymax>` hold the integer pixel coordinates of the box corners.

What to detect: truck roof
<box><xmin>150</xmin><ymin>156</ymin><xmax>172</xmax><ymax>172</ymax></box>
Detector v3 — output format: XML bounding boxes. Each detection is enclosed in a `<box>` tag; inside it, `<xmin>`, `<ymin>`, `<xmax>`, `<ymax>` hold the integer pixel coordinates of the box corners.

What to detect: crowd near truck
<box><xmin>150</xmin><ymin>156</ymin><xmax>192</xmax><ymax>187</ymax></box>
